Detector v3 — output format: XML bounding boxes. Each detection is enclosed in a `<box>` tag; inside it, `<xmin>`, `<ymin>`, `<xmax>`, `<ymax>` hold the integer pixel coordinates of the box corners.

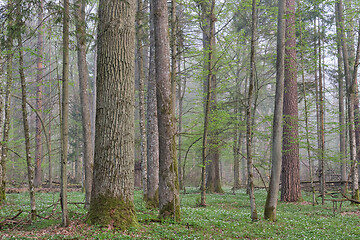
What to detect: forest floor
<box><xmin>1</xmin><ymin>187</ymin><xmax>360</xmax><ymax>239</ymax></box>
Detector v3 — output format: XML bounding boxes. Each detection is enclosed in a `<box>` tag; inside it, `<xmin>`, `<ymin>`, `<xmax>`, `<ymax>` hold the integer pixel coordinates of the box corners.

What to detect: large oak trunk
<box><xmin>88</xmin><ymin>0</ymin><xmax>137</xmax><ymax>229</ymax></box>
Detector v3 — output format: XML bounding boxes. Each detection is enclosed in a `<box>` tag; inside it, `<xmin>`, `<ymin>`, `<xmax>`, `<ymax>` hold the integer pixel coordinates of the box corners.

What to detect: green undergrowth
<box><xmin>1</xmin><ymin>188</ymin><xmax>360</xmax><ymax>239</ymax></box>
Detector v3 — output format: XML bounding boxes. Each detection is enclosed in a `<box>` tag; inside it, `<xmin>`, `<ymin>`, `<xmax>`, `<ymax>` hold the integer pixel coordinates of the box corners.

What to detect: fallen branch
<box><xmin>0</xmin><ymin>210</ymin><xmax>23</xmax><ymax>226</ymax></box>
<box><xmin>341</xmin><ymin>192</ymin><xmax>360</xmax><ymax>204</ymax></box>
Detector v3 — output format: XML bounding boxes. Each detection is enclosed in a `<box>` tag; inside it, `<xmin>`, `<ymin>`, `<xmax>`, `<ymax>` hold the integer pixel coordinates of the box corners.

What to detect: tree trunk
<box><xmin>136</xmin><ymin>0</ymin><xmax>147</xmax><ymax>198</ymax></box>
<box><xmin>0</xmin><ymin>30</ymin><xmax>13</xmax><ymax>204</ymax></box>
<box><xmin>246</xmin><ymin>0</ymin><xmax>258</xmax><ymax>221</ymax></box>
<box><xmin>280</xmin><ymin>0</ymin><xmax>301</xmax><ymax>203</ymax></box>
<box><xmin>264</xmin><ymin>0</ymin><xmax>286</xmax><ymax>222</ymax></box>
<box><xmin>318</xmin><ymin>21</ymin><xmax>326</xmax><ymax>205</ymax></box>
<box><xmin>88</xmin><ymin>0</ymin><xmax>137</xmax><ymax>229</ymax></box>
<box><xmin>34</xmin><ymin>0</ymin><xmax>44</xmax><ymax>188</ymax></box>
<box><xmin>47</xmin><ymin>24</ymin><xmax>53</xmax><ymax>189</ymax></box>
<box><xmin>335</xmin><ymin>5</ymin><xmax>347</xmax><ymax>185</ymax></box>
<box><xmin>75</xmin><ymin>0</ymin><xmax>94</xmax><ymax>209</ymax></box>
<box><xmin>153</xmin><ymin>0</ymin><xmax>180</xmax><ymax>221</ymax></box>
<box><xmin>170</xmin><ymin>0</ymin><xmax>177</xmax><ymax>115</ymax></box>
<box><xmin>298</xmin><ymin>5</ymin><xmax>315</xmax><ymax>204</ymax></box>
<box><xmin>337</xmin><ymin>0</ymin><xmax>359</xmax><ymax>201</ymax></box>
<box><xmin>198</xmin><ymin>0</ymin><xmax>223</xmax><ymax>195</ymax></box>
<box><xmin>146</xmin><ymin>0</ymin><xmax>159</xmax><ymax>208</ymax></box>
<box><xmin>18</xmin><ymin>29</ymin><xmax>37</xmax><ymax>222</ymax></box>
<box><xmin>60</xmin><ymin>0</ymin><xmax>70</xmax><ymax>227</ymax></box>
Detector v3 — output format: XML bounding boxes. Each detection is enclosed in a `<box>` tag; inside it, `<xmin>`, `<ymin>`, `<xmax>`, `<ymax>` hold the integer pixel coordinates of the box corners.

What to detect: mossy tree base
<box><xmin>88</xmin><ymin>194</ymin><xmax>137</xmax><ymax>230</ymax></box>
<box><xmin>352</xmin><ymin>189</ymin><xmax>360</xmax><ymax>203</ymax></box>
<box><xmin>145</xmin><ymin>189</ymin><xmax>159</xmax><ymax>209</ymax></box>
<box><xmin>159</xmin><ymin>199</ymin><xmax>181</xmax><ymax>222</ymax></box>
<box><xmin>264</xmin><ymin>206</ymin><xmax>276</xmax><ymax>222</ymax></box>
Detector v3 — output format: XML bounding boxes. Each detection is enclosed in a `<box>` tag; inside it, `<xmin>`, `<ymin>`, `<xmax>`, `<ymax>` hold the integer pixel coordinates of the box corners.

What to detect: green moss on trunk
<box><xmin>159</xmin><ymin>199</ymin><xmax>180</xmax><ymax>222</ymax></box>
<box><xmin>0</xmin><ymin>186</ymin><xmax>5</xmax><ymax>204</ymax></box>
<box><xmin>264</xmin><ymin>206</ymin><xmax>276</xmax><ymax>222</ymax></box>
<box><xmin>146</xmin><ymin>188</ymin><xmax>159</xmax><ymax>209</ymax></box>
<box><xmin>88</xmin><ymin>193</ymin><xmax>137</xmax><ymax>230</ymax></box>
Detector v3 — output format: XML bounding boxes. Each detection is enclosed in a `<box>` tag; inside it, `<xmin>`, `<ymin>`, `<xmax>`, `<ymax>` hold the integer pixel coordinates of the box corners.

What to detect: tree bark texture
<box><xmin>136</xmin><ymin>0</ymin><xmax>147</xmax><ymax>198</ymax></box>
<box><xmin>88</xmin><ymin>0</ymin><xmax>137</xmax><ymax>229</ymax></box>
<box><xmin>146</xmin><ymin>0</ymin><xmax>159</xmax><ymax>208</ymax></box>
<box><xmin>264</xmin><ymin>0</ymin><xmax>286</xmax><ymax>221</ymax></box>
<box><xmin>280</xmin><ymin>0</ymin><xmax>301</xmax><ymax>202</ymax></box>
<box><xmin>75</xmin><ymin>0</ymin><xmax>94</xmax><ymax>209</ymax></box>
<box><xmin>0</xmin><ymin>34</ymin><xmax>13</xmax><ymax>204</ymax></box>
<box><xmin>337</xmin><ymin>0</ymin><xmax>359</xmax><ymax>200</ymax></box>
<box><xmin>34</xmin><ymin>0</ymin><xmax>44</xmax><ymax>188</ymax></box>
<box><xmin>153</xmin><ymin>0</ymin><xmax>180</xmax><ymax>221</ymax></box>
<box><xmin>170</xmin><ymin>0</ymin><xmax>177</xmax><ymax>115</ymax></box>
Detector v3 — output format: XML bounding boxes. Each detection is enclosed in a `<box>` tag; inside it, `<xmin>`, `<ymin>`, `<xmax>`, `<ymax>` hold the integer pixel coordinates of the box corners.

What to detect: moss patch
<box><xmin>146</xmin><ymin>188</ymin><xmax>159</xmax><ymax>209</ymax></box>
<box><xmin>0</xmin><ymin>186</ymin><xmax>5</xmax><ymax>204</ymax></box>
<box><xmin>159</xmin><ymin>199</ymin><xmax>180</xmax><ymax>222</ymax></box>
<box><xmin>88</xmin><ymin>193</ymin><xmax>137</xmax><ymax>230</ymax></box>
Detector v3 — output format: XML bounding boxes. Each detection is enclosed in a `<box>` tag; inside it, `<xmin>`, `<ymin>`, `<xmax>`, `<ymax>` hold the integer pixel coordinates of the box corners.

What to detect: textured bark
<box><xmin>0</xmin><ymin>54</ymin><xmax>4</xmax><ymax>205</ymax></box>
<box><xmin>170</xmin><ymin>0</ymin><xmax>177</xmax><ymax>114</ymax></box>
<box><xmin>146</xmin><ymin>1</ymin><xmax>159</xmax><ymax>208</ymax></box>
<box><xmin>75</xmin><ymin>0</ymin><xmax>93</xmax><ymax>209</ymax></box>
<box><xmin>264</xmin><ymin>0</ymin><xmax>285</xmax><ymax>221</ymax></box>
<box><xmin>337</xmin><ymin>0</ymin><xmax>359</xmax><ymax>201</ymax></box>
<box><xmin>88</xmin><ymin>0</ymin><xmax>137</xmax><ymax>229</ymax></box>
<box><xmin>136</xmin><ymin>0</ymin><xmax>147</xmax><ymax>198</ymax></box>
<box><xmin>153</xmin><ymin>0</ymin><xmax>180</xmax><ymax>221</ymax></box>
<box><xmin>0</xmin><ymin>33</ymin><xmax>13</xmax><ymax>204</ymax></box>
<box><xmin>34</xmin><ymin>0</ymin><xmax>44</xmax><ymax>188</ymax></box>
<box><xmin>61</xmin><ymin>0</ymin><xmax>70</xmax><ymax>227</ymax></box>
<box><xmin>280</xmin><ymin>0</ymin><xmax>301</xmax><ymax>202</ymax></box>
<box><xmin>18</xmin><ymin>30</ymin><xmax>37</xmax><ymax>221</ymax></box>
<box><xmin>246</xmin><ymin>0</ymin><xmax>258</xmax><ymax>221</ymax></box>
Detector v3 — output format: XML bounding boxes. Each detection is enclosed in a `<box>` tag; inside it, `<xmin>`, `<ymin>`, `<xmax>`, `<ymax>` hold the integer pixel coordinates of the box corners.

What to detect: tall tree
<box><xmin>200</xmin><ymin>0</ymin><xmax>216</xmax><ymax>207</ymax></box>
<box><xmin>335</xmin><ymin>5</ymin><xmax>346</xmax><ymax>185</ymax></box>
<box><xmin>316</xmin><ymin>19</ymin><xmax>326</xmax><ymax>205</ymax></box>
<box><xmin>264</xmin><ymin>0</ymin><xmax>286</xmax><ymax>221</ymax></box>
<box><xmin>146</xmin><ymin>0</ymin><xmax>159</xmax><ymax>208</ymax></box>
<box><xmin>246</xmin><ymin>0</ymin><xmax>258</xmax><ymax>221</ymax></box>
<box><xmin>0</xmin><ymin>0</ymin><xmax>14</xmax><ymax>205</ymax></box>
<box><xmin>61</xmin><ymin>0</ymin><xmax>70</xmax><ymax>227</ymax></box>
<box><xmin>17</xmin><ymin>7</ymin><xmax>36</xmax><ymax>220</ymax></box>
<box><xmin>136</xmin><ymin>0</ymin><xmax>147</xmax><ymax>198</ymax></box>
<box><xmin>75</xmin><ymin>0</ymin><xmax>93</xmax><ymax>209</ymax></box>
<box><xmin>280</xmin><ymin>0</ymin><xmax>301</xmax><ymax>202</ymax></box>
<box><xmin>198</xmin><ymin>0</ymin><xmax>223</xmax><ymax>194</ymax></box>
<box><xmin>153</xmin><ymin>0</ymin><xmax>180</xmax><ymax>220</ymax></box>
<box><xmin>34</xmin><ymin>0</ymin><xmax>44</xmax><ymax>188</ymax></box>
<box><xmin>88</xmin><ymin>0</ymin><xmax>137</xmax><ymax>229</ymax></box>
<box><xmin>337</xmin><ymin>0</ymin><xmax>359</xmax><ymax>201</ymax></box>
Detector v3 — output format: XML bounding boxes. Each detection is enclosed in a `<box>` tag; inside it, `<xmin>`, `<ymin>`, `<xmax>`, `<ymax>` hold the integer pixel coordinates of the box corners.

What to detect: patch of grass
<box><xmin>1</xmin><ymin>188</ymin><xmax>360</xmax><ymax>239</ymax></box>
